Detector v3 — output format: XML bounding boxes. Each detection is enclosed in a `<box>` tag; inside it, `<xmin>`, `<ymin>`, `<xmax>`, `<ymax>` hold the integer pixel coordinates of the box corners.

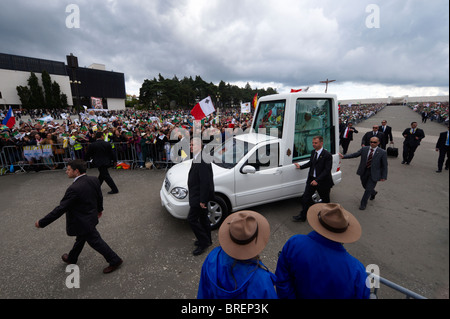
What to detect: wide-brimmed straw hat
<box><xmin>219</xmin><ymin>211</ymin><xmax>270</xmax><ymax>260</ymax></box>
<box><xmin>307</xmin><ymin>203</ymin><xmax>362</xmax><ymax>244</ymax></box>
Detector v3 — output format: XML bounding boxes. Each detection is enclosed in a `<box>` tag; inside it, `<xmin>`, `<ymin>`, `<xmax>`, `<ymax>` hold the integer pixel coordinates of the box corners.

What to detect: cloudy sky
<box><xmin>0</xmin><ymin>0</ymin><xmax>448</xmax><ymax>100</ymax></box>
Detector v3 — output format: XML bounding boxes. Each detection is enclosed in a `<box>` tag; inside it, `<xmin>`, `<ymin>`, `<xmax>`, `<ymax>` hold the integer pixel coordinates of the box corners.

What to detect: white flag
<box><xmin>241</xmin><ymin>102</ymin><xmax>251</xmax><ymax>114</ymax></box>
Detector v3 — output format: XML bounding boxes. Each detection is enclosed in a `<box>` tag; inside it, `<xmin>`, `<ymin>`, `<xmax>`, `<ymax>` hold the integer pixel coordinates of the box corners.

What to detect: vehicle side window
<box><xmin>247</xmin><ymin>143</ymin><xmax>280</xmax><ymax>171</ymax></box>
<box><xmin>293</xmin><ymin>99</ymin><xmax>333</xmax><ymax>160</ymax></box>
<box><xmin>253</xmin><ymin>100</ymin><xmax>286</xmax><ymax>138</ymax></box>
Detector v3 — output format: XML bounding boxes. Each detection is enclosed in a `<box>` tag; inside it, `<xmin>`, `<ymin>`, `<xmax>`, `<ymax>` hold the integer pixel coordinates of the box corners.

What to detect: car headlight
<box><xmin>171</xmin><ymin>187</ymin><xmax>188</xmax><ymax>199</ymax></box>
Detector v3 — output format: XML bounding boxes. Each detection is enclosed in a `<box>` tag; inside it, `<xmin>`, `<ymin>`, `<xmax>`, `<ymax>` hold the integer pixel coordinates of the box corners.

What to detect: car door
<box><xmin>234</xmin><ymin>142</ymin><xmax>283</xmax><ymax>208</ymax></box>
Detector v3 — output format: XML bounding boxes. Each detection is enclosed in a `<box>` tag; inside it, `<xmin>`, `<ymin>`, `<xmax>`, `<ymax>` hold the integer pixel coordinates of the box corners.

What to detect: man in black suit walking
<box><xmin>379</xmin><ymin>120</ymin><xmax>394</xmax><ymax>150</ymax></box>
<box><xmin>35</xmin><ymin>160</ymin><xmax>123</xmax><ymax>274</ymax></box>
<box><xmin>340</xmin><ymin>122</ymin><xmax>358</xmax><ymax>155</ymax></box>
<box><xmin>293</xmin><ymin>136</ymin><xmax>334</xmax><ymax>222</ymax></box>
<box><xmin>188</xmin><ymin>137</ymin><xmax>215</xmax><ymax>256</ymax></box>
<box><xmin>435</xmin><ymin>125</ymin><xmax>449</xmax><ymax>173</ymax></box>
<box><xmin>362</xmin><ymin>125</ymin><xmax>385</xmax><ymax>149</ymax></box>
<box><xmin>85</xmin><ymin>131</ymin><xmax>119</xmax><ymax>194</ymax></box>
<box><xmin>340</xmin><ymin>137</ymin><xmax>388</xmax><ymax>210</ymax></box>
<box><xmin>402</xmin><ymin>122</ymin><xmax>425</xmax><ymax>165</ymax></box>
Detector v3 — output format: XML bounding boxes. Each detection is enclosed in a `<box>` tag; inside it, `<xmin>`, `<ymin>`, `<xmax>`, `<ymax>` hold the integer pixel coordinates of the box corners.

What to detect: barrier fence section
<box><xmin>0</xmin><ymin>141</ymin><xmax>173</xmax><ymax>175</ymax></box>
<box><xmin>366</xmin><ymin>271</ymin><xmax>427</xmax><ymax>299</ymax></box>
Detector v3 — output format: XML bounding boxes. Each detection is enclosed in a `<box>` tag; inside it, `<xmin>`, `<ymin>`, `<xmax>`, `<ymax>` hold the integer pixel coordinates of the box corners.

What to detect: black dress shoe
<box><xmin>436</xmin><ymin>170</ymin><xmax>442</xmax><ymax>173</ymax></box>
<box><xmin>193</xmin><ymin>246</ymin><xmax>208</xmax><ymax>256</ymax></box>
<box><xmin>370</xmin><ymin>191</ymin><xmax>378</xmax><ymax>200</ymax></box>
<box><xmin>359</xmin><ymin>205</ymin><xmax>366</xmax><ymax>210</ymax></box>
<box><xmin>108</xmin><ymin>190</ymin><xmax>119</xmax><ymax>194</ymax></box>
<box><xmin>103</xmin><ymin>259</ymin><xmax>123</xmax><ymax>274</ymax></box>
<box><xmin>292</xmin><ymin>214</ymin><xmax>306</xmax><ymax>222</ymax></box>
<box><xmin>61</xmin><ymin>253</ymin><xmax>74</xmax><ymax>264</ymax></box>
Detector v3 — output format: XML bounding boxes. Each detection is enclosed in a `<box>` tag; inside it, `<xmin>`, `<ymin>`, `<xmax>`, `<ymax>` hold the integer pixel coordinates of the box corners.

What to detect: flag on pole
<box><xmin>191</xmin><ymin>96</ymin><xmax>215</xmax><ymax>121</ymax></box>
<box><xmin>252</xmin><ymin>93</ymin><xmax>258</xmax><ymax>109</ymax></box>
<box><xmin>2</xmin><ymin>107</ymin><xmax>16</xmax><ymax>129</ymax></box>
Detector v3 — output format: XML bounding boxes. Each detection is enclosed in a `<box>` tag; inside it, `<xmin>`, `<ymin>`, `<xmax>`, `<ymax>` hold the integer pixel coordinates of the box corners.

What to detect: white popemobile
<box><xmin>160</xmin><ymin>92</ymin><xmax>342</xmax><ymax>229</ymax></box>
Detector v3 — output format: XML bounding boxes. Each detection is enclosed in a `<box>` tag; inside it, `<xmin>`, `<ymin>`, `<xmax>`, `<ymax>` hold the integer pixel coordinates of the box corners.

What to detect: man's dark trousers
<box><xmin>299</xmin><ymin>177</ymin><xmax>331</xmax><ymax>219</ymax></box>
<box><xmin>98</xmin><ymin>166</ymin><xmax>118</xmax><ymax>193</ymax></box>
<box><xmin>188</xmin><ymin>206</ymin><xmax>211</xmax><ymax>247</ymax></box>
<box><xmin>360</xmin><ymin>167</ymin><xmax>378</xmax><ymax>207</ymax></box>
<box><xmin>68</xmin><ymin>228</ymin><xmax>121</xmax><ymax>265</ymax></box>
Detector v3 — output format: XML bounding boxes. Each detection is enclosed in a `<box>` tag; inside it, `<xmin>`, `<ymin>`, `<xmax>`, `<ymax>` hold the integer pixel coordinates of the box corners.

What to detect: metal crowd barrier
<box><xmin>367</xmin><ymin>271</ymin><xmax>427</xmax><ymax>299</ymax></box>
<box><xmin>0</xmin><ymin>141</ymin><xmax>174</xmax><ymax>175</ymax></box>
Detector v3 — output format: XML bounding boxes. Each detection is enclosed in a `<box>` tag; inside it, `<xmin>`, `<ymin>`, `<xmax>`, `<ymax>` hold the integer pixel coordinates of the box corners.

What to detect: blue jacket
<box><xmin>275</xmin><ymin>231</ymin><xmax>370</xmax><ymax>299</ymax></box>
<box><xmin>197</xmin><ymin>247</ymin><xmax>278</xmax><ymax>299</ymax></box>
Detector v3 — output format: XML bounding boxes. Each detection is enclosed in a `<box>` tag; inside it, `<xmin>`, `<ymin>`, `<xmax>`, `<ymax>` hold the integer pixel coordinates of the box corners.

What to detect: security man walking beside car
<box><xmin>293</xmin><ymin>136</ymin><xmax>334</xmax><ymax>222</ymax></box>
<box><xmin>188</xmin><ymin>137</ymin><xmax>215</xmax><ymax>256</ymax></box>
<box><xmin>339</xmin><ymin>137</ymin><xmax>388</xmax><ymax>210</ymax></box>
<box><xmin>35</xmin><ymin>159</ymin><xmax>123</xmax><ymax>274</ymax></box>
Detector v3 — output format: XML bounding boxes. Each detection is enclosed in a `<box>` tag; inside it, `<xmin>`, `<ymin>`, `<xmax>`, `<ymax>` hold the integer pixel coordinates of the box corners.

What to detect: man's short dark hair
<box><xmin>313</xmin><ymin>136</ymin><xmax>324</xmax><ymax>142</ymax></box>
<box><xmin>68</xmin><ymin>159</ymin><xmax>87</xmax><ymax>174</ymax></box>
<box><xmin>96</xmin><ymin>131</ymin><xmax>104</xmax><ymax>139</ymax></box>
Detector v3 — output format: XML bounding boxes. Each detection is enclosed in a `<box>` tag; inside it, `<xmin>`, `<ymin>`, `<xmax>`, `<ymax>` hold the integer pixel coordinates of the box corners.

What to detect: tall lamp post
<box><xmin>216</xmin><ymin>92</ymin><xmax>221</xmax><ymax>118</ymax></box>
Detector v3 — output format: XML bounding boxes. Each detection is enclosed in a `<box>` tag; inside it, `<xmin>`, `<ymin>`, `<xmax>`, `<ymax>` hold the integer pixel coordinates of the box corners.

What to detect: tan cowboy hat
<box><xmin>219</xmin><ymin>211</ymin><xmax>270</xmax><ymax>260</ymax></box>
<box><xmin>307</xmin><ymin>203</ymin><xmax>362</xmax><ymax>244</ymax></box>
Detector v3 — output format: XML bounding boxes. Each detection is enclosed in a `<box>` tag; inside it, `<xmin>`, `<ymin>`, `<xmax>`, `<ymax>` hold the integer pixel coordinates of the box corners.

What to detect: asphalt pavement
<box><xmin>0</xmin><ymin>105</ymin><xmax>448</xmax><ymax>300</ymax></box>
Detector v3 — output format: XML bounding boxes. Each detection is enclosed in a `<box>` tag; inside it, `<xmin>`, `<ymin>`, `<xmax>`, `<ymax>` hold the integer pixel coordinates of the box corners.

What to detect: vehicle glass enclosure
<box><xmin>253</xmin><ymin>100</ymin><xmax>286</xmax><ymax>138</ymax></box>
<box><xmin>293</xmin><ymin>98</ymin><xmax>334</xmax><ymax>160</ymax></box>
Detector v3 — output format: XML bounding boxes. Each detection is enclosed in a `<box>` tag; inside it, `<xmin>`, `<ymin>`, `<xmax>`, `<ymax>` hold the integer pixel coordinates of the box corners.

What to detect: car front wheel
<box><xmin>207</xmin><ymin>196</ymin><xmax>229</xmax><ymax>230</ymax></box>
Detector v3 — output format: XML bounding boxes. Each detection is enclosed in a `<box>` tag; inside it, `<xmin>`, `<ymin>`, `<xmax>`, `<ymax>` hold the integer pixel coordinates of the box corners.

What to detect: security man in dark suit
<box><xmin>293</xmin><ymin>136</ymin><xmax>334</xmax><ymax>222</ymax></box>
<box><xmin>188</xmin><ymin>137</ymin><xmax>215</xmax><ymax>256</ymax></box>
<box><xmin>340</xmin><ymin>137</ymin><xmax>388</xmax><ymax>210</ymax></box>
<box><xmin>340</xmin><ymin>122</ymin><xmax>359</xmax><ymax>155</ymax></box>
<box><xmin>435</xmin><ymin>125</ymin><xmax>449</xmax><ymax>173</ymax></box>
<box><xmin>402</xmin><ymin>122</ymin><xmax>425</xmax><ymax>165</ymax></box>
<box><xmin>85</xmin><ymin>131</ymin><xmax>119</xmax><ymax>194</ymax></box>
<box><xmin>35</xmin><ymin>159</ymin><xmax>123</xmax><ymax>274</ymax></box>
<box><xmin>379</xmin><ymin>120</ymin><xmax>394</xmax><ymax>150</ymax></box>
<box><xmin>362</xmin><ymin>125</ymin><xmax>385</xmax><ymax>149</ymax></box>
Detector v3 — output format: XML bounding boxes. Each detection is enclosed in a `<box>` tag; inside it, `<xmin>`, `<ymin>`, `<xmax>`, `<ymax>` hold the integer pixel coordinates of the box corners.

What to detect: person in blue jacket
<box><xmin>197</xmin><ymin>210</ymin><xmax>277</xmax><ymax>299</ymax></box>
<box><xmin>275</xmin><ymin>203</ymin><xmax>370</xmax><ymax>299</ymax></box>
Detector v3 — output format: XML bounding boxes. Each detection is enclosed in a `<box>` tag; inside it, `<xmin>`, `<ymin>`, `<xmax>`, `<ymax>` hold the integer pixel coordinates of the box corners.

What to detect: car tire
<box><xmin>207</xmin><ymin>195</ymin><xmax>229</xmax><ymax>230</ymax></box>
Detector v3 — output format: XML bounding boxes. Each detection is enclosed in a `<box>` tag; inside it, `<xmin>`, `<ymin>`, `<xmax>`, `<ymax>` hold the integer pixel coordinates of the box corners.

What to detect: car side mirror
<box><xmin>241</xmin><ymin>165</ymin><xmax>256</xmax><ymax>174</ymax></box>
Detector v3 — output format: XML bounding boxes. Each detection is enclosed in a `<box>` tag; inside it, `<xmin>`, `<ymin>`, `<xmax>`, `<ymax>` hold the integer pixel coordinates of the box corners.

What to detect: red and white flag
<box><xmin>191</xmin><ymin>96</ymin><xmax>215</xmax><ymax>120</ymax></box>
<box><xmin>291</xmin><ymin>87</ymin><xmax>310</xmax><ymax>93</ymax></box>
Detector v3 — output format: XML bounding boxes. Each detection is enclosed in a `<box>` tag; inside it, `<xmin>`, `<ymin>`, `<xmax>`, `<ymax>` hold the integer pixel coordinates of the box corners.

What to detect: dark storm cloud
<box><xmin>0</xmin><ymin>0</ymin><xmax>448</xmax><ymax>97</ymax></box>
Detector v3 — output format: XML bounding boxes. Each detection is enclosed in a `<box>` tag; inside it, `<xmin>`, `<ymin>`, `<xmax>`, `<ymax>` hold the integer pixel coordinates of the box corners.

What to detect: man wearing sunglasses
<box><xmin>361</xmin><ymin>125</ymin><xmax>386</xmax><ymax>149</ymax></box>
<box><xmin>339</xmin><ymin>137</ymin><xmax>388</xmax><ymax>210</ymax></box>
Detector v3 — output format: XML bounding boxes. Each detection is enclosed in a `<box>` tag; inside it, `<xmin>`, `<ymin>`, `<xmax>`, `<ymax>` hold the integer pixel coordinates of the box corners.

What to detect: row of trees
<box><xmin>138</xmin><ymin>74</ymin><xmax>278</xmax><ymax>110</ymax></box>
<box><xmin>16</xmin><ymin>71</ymin><xmax>69</xmax><ymax>110</ymax></box>
<box><xmin>14</xmin><ymin>71</ymin><xmax>277</xmax><ymax>111</ymax></box>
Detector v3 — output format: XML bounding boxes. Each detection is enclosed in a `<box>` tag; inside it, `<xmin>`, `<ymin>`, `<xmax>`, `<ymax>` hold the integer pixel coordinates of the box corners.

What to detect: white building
<box><xmin>0</xmin><ymin>53</ymin><xmax>126</xmax><ymax>111</ymax></box>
